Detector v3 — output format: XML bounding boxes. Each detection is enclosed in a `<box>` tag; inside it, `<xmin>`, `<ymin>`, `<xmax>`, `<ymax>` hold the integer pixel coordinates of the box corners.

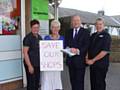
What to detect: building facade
<box><xmin>0</xmin><ymin>0</ymin><xmax>49</xmax><ymax>90</ymax></box>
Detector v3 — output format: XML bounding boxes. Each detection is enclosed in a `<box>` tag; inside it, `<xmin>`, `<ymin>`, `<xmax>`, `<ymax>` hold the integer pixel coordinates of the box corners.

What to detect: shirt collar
<box><xmin>96</xmin><ymin>30</ymin><xmax>105</xmax><ymax>34</ymax></box>
<box><xmin>30</xmin><ymin>32</ymin><xmax>40</xmax><ymax>39</ymax></box>
<box><xmin>73</xmin><ymin>27</ymin><xmax>80</xmax><ymax>32</ymax></box>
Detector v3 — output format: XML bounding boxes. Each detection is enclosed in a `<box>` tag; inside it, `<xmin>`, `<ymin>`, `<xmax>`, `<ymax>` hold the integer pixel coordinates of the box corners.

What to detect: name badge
<box><xmin>99</xmin><ymin>35</ymin><xmax>104</xmax><ymax>38</ymax></box>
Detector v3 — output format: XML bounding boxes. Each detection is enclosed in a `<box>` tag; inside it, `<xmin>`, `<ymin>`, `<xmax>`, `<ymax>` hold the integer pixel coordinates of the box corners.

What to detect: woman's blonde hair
<box><xmin>50</xmin><ymin>20</ymin><xmax>61</xmax><ymax>30</ymax></box>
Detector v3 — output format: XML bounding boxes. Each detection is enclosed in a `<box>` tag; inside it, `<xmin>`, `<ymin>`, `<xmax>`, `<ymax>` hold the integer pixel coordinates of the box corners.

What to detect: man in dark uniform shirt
<box><xmin>86</xmin><ymin>18</ymin><xmax>111</xmax><ymax>90</ymax></box>
<box><xmin>23</xmin><ymin>20</ymin><xmax>42</xmax><ymax>90</ymax></box>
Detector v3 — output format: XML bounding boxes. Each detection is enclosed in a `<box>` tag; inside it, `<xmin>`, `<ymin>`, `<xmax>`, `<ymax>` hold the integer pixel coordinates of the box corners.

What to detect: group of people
<box><xmin>23</xmin><ymin>15</ymin><xmax>111</xmax><ymax>90</ymax></box>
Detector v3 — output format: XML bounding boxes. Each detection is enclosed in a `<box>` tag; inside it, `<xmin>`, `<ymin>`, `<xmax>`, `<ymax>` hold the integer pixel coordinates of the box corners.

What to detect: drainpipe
<box><xmin>54</xmin><ymin>0</ymin><xmax>59</xmax><ymax>20</ymax></box>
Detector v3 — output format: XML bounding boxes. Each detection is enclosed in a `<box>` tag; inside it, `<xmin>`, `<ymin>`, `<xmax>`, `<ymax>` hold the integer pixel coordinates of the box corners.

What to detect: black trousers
<box><xmin>24</xmin><ymin>64</ymin><xmax>40</xmax><ymax>90</ymax></box>
<box><xmin>90</xmin><ymin>66</ymin><xmax>108</xmax><ymax>90</ymax></box>
<box><xmin>68</xmin><ymin>65</ymin><xmax>85</xmax><ymax>90</ymax></box>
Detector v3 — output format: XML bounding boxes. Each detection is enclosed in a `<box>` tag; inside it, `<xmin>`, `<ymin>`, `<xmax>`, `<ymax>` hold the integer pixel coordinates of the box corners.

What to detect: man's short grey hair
<box><xmin>71</xmin><ymin>15</ymin><xmax>81</xmax><ymax>20</ymax></box>
<box><xmin>95</xmin><ymin>17</ymin><xmax>105</xmax><ymax>24</ymax></box>
<box><xmin>50</xmin><ymin>20</ymin><xmax>61</xmax><ymax>30</ymax></box>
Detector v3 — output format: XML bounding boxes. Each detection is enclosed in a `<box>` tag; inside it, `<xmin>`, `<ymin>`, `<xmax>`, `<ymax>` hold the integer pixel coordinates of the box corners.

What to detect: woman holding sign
<box><xmin>41</xmin><ymin>20</ymin><xmax>64</xmax><ymax>90</ymax></box>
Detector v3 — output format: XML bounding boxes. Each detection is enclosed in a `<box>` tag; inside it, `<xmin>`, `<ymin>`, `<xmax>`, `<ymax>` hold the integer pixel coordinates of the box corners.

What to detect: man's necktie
<box><xmin>74</xmin><ymin>29</ymin><xmax>78</xmax><ymax>39</ymax></box>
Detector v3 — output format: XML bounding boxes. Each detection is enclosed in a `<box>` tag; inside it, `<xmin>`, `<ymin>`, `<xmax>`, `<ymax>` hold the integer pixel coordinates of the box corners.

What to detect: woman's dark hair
<box><xmin>30</xmin><ymin>19</ymin><xmax>40</xmax><ymax>27</ymax></box>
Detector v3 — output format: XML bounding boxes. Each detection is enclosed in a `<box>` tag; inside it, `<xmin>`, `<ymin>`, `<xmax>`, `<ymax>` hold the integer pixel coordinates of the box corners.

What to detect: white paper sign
<box><xmin>39</xmin><ymin>20</ymin><xmax>49</xmax><ymax>35</ymax></box>
<box><xmin>40</xmin><ymin>40</ymin><xmax>63</xmax><ymax>71</ymax></box>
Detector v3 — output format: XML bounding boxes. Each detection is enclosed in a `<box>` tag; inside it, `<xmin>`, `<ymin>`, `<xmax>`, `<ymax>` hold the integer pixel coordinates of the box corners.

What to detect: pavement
<box><xmin>16</xmin><ymin>63</ymin><xmax>120</xmax><ymax>90</ymax></box>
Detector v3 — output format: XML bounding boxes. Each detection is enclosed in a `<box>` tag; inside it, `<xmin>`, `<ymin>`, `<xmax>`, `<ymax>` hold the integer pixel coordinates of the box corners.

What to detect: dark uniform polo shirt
<box><xmin>23</xmin><ymin>32</ymin><xmax>42</xmax><ymax>67</ymax></box>
<box><xmin>88</xmin><ymin>31</ymin><xmax>111</xmax><ymax>68</ymax></box>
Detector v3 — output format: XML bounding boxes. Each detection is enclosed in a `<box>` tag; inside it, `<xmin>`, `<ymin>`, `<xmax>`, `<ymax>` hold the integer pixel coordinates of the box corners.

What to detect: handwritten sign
<box><xmin>40</xmin><ymin>40</ymin><xmax>63</xmax><ymax>71</ymax></box>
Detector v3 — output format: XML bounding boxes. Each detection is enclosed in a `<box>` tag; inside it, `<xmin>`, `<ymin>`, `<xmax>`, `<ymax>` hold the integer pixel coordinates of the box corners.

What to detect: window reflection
<box><xmin>0</xmin><ymin>0</ymin><xmax>20</xmax><ymax>35</ymax></box>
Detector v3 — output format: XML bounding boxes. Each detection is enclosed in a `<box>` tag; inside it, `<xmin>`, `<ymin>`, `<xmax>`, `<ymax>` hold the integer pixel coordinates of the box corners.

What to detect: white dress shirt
<box><xmin>72</xmin><ymin>27</ymin><xmax>80</xmax><ymax>55</ymax></box>
<box><xmin>73</xmin><ymin>27</ymin><xmax>80</xmax><ymax>38</ymax></box>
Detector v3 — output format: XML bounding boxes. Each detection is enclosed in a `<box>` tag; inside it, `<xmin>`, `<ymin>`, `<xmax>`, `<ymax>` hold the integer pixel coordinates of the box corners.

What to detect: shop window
<box><xmin>0</xmin><ymin>0</ymin><xmax>21</xmax><ymax>35</ymax></box>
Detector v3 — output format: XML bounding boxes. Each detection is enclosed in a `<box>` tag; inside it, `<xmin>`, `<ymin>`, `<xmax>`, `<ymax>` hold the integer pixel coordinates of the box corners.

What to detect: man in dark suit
<box><xmin>65</xmin><ymin>15</ymin><xmax>90</xmax><ymax>90</ymax></box>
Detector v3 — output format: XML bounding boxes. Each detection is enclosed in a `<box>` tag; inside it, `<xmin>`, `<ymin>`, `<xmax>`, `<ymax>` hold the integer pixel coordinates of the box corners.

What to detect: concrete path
<box><xmin>16</xmin><ymin>63</ymin><xmax>120</xmax><ymax>90</ymax></box>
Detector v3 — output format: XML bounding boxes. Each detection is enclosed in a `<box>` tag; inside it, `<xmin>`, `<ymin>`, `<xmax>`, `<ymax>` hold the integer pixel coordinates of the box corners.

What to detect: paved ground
<box><xmin>16</xmin><ymin>63</ymin><xmax>120</xmax><ymax>90</ymax></box>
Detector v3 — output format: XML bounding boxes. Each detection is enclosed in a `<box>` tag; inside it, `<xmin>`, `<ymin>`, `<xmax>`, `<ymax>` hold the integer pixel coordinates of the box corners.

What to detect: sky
<box><xmin>60</xmin><ymin>0</ymin><xmax>120</xmax><ymax>16</ymax></box>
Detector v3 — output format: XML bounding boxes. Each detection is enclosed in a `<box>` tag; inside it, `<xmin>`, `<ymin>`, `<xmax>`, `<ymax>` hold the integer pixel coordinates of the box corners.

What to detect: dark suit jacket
<box><xmin>65</xmin><ymin>27</ymin><xmax>90</xmax><ymax>68</ymax></box>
